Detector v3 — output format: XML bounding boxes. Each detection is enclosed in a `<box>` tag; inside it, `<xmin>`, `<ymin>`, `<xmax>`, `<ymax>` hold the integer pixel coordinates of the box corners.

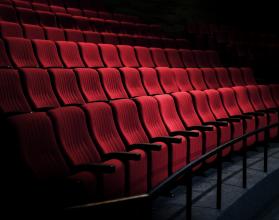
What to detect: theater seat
<box><xmin>18</xmin><ymin>7</ymin><xmax>39</xmax><ymax>25</ymax></box>
<box><xmin>156</xmin><ymin>67</ymin><xmax>179</xmax><ymax>93</ymax></box>
<box><xmin>0</xmin><ymin>21</ymin><xmax>23</xmax><ymax>38</ymax></box>
<box><xmin>192</xmin><ymin>50</ymin><xmax>211</xmax><ymax>67</ymax></box>
<box><xmin>23</xmin><ymin>24</ymin><xmax>45</xmax><ymax>39</ymax></box>
<box><xmin>179</xmin><ymin>49</ymin><xmax>197</xmax><ymax>67</ymax></box>
<box><xmin>0</xmin><ymin>39</ymin><xmax>12</xmax><ymax>68</ymax></box>
<box><xmin>117</xmin><ymin>45</ymin><xmax>139</xmax><ymax>68</ymax></box>
<box><xmin>0</xmin><ymin>4</ymin><xmax>18</xmax><ymax>22</ymax></box>
<box><xmin>65</xmin><ymin>29</ymin><xmax>85</xmax><ymax>42</ymax></box>
<box><xmin>214</xmin><ymin>67</ymin><xmax>234</xmax><ymax>87</ymax></box>
<box><xmin>165</xmin><ymin>48</ymin><xmax>185</xmax><ymax>68</ymax></box>
<box><xmin>187</xmin><ymin>68</ymin><xmax>208</xmax><ymax>90</ymax></box>
<box><xmin>78</xmin><ymin>42</ymin><xmax>104</xmax><ymax>68</ymax></box>
<box><xmin>37</xmin><ymin>11</ymin><xmax>58</xmax><ymax>27</ymax></box>
<box><xmin>228</xmin><ymin>67</ymin><xmax>246</xmax><ymax>86</ymax></box>
<box><xmin>44</xmin><ymin>27</ymin><xmax>65</xmax><ymax>41</ymax></box>
<box><xmin>83</xmin><ymin>31</ymin><xmax>102</xmax><ymax>43</ymax></box>
<box><xmin>134</xmin><ymin>46</ymin><xmax>155</xmax><ymax>67</ymax></box>
<box><xmin>99</xmin><ymin>44</ymin><xmax>123</xmax><ymax>68</ymax></box>
<box><xmin>201</xmin><ymin>68</ymin><xmax>221</xmax><ymax>89</ymax></box>
<box><xmin>172</xmin><ymin>68</ymin><xmax>193</xmax><ymax>92</ymax></box>
<box><xmin>240</xmin><ymin>67</ymin><xmax>257</xmax><ymax>85</ymax></box>
<box><xmin>150</xmin><ymin>48</ymin><xmax>170</xmax><ymax>67</ymax></box>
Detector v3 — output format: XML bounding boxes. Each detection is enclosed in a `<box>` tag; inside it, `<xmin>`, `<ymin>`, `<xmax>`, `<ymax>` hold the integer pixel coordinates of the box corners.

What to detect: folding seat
<box><xmin>20</xmin><ymin>68</ymin><xmax>60</xmax><ymax>110</ymax></box>
<box><xmin>172</xmin><ymin>68</ymin><xmax>193</xmax><ymax>92</ymax></box>
<box><xmin>119</xmin><ymin>67</ymin><xmax>147</xmax><ymax>97</ymax></box>
<box><xmin>205</xmin><ymin>89</ymin><xmax>244</xmax><ymax>151</ymax></box>
<box><xmin>83</xmin><ymin>102</ymin><xmax>148</xmax><ymax>195</ymax></box>
<box><xmin>201</xmin><ymin>68</ymin><xmax>221</xmax><ymax>89</ymax></box>
<box><xmin>187</xmin><ymin>68</ymin><xmax>208</xmax><ymax>90</ymax></box>
<box><xmin>270</xmin><ymin>85</ymin><xmax>279</xmax><ymax>107</ymax></box>
<box><xmin>105</xmin><ymin>20</ymin><xmax>122</xmax><ymax>33</ymax></box>
<box><xmin>214</xmin><ymin>67</ymin><xmax>234</xmax><ymax>87</ymax></box>
<box><xmin>90</xmin><ymin>18</ymin><xmax>106</xmax><ymax>32</ymax></box>
<box><xmin>176</xmin><ymin>38</ymin><xmax>190</xmax><ymax>49</ymax></box>
<box><xmin>154</xmin><ymin>94</ymin><xmax>202</xmax><ymax>161</ymax></box>
<box><xmin>22</xmin><ymin>24</ymin><xmax>45</xmax><ymax>39</ymax></box>
<box><xmin>156</xmin><ymin>67</ymin><xmax>179</xmax><ymax>93</ymax></box>
<box><xmin>67</xmin><ymin>8</ymin><xmax>83</xmax><ymax>16</ymax></box>
<box><xmin>165</xmin><ymin>48</ymin><xmax>185</xmax><ymax>68</ymax></box>
<box><xmin>65</xmin><ymin>29</ymin><xmax>85</xmax><ymax>42</ymax></box>
<box><xmin>162</xmin><ymin>37</ymin><xmax>177</xmax><ymax>49</ymax></box>
<box><xmin>0</xmin><ymin>21</ymin><xmax>23</xmax><ymax>38</ymax></box>
<box><xmin>134</xmin><ymin>46</ymin><xmax>155</xmax><ymax>67</ymax></box>
<box><xmin>134</xmin><ymin>96</ymin><xmax>187</xmax><ymax>173</ymax></box>
<box><xmin>48</xmin><ymin>106</ymin><xmax>126</xmax><ymax>200</ymax></box>
<box><xmin>138</xmin><ymin>67</ymin><xmax>164</xmax><ymax>95</ymax></box>
<box><xmin>98</xmin><ymin>44</ymin><xmax>123</xmax><ymax>68</ymax></box>
<box><xmin>206</xmin><ymin>50</ymin><xmax>222</xmax><ymax>67</ymax></box>
<box><xmin>228</xmin><ymin>67</ymin><xmax>246</xmax><ymax>86</ymax></box>
<box><xmin>44</xmin><ymin>27</ymin><xmax>65</xmax><ymax>40</ymax></box>
<box><xmin>246</xmin><ymin>85</ymin><xmax>278</xmax><ymax>138</ymax></box>
<box><xmin>73</xmin><ymin>16</ymin><xmax>91</xmax><ymax>31</ymax></box>
<box><xmin>190</xmin><ymin>90</ymin><xmax>232</xmax><ymax>156</ymax></box>
<box><xmin>6</xmin><ymin>37</ymin><xmax>39</xmax><ymax>68</ymax></box>
<box><xmin>118</xmin><ymin>34</ymin><xmax>135</xmax><ymax>46</ymax></box>
<box><xmin>218</xmin><ymin>88</ymin><xmax>256</xmax><ymax>146</ymax></box>
<box><xmin>192</xmin><ymin>50</ymin><xmax>211</xmax><ymax>67</ymax></box>
<box><xmin>150</xmin><ymin>48</ymin><xmax>170</xmax><ymax>67</ymax></box>
<box><xmin>7</xmin><ymin>112</ymin><xmax>102</xmax><ymax>204</ymax></box>
<box><xmin>0</xmin><ymin>4</ymin><xmax>18</xmax><ymax>22</ymax></box>
<box><xmin>133</xmin><ymin>35</ymin><xmax>150</xmax><ymax>47</ymax></box>
<box><xmin>56</xmin><ymin>41</ymin><xmax>85</xmax><ymax>68</ymax></box>
<box><xmin>83</xmin><ymin>9</ymin><xmax>98</xmax><ymax>18</ymax></box>
<box><xmin>37</xmin><ymin>11</ymin><xmax>58</xmax><ymax>27</ymax></box>
<box><xmin>98</xmin><ymin>11</ymin><xmax>112</xmax><ymax>19</ymax></box>
<box><xmin>0</xmin><ymin>39</ymin><xmax>12</xmax><ymax>68</ymax></box>
<box><xmin>17</xmin><ymin>7</ymin><xmax>39</xmax><ymax>25</ymax></box>
<box><xmin>32</xmin><ymin>3</ymin><xmax>50</xmax><ymax>11</ymax></box>
<box><xmin>78</xmin><ymin>42</ymin><xmax>104</xmax><ymax>68</ymax></box>
<box><xmin>50</xmin><ymin>5</ymin><xmax>67</xmax><ymax>13</ymax></box>
<box><xmin>78</xmin><ymin>30</ymin><xmax>99</xmax><ymax>42</ymax></box>
<box><xmin>33</xmin><ymin>0</ymin><xmax>48</xmax><ymax>4</ymax></box>
<box><xmin>97</xmin><ymin>68</ymin><xmax>128</xmax><ymax>99</ymax></box>
<box><xmin>258</xmin><ymin>85</ymin><xmax>278</xmax><ymax>110</ymax></box>
<box><xmin>101</xmin><ymin>33</ymin><xmax>119</xmax><ymax>45</ymax></box>
<box><xmin>0</xmin><ymin>69</ymin><xmax>31</xmax><ymax>114</ymax></box>
<box><xmin>110</xmin><ymin>99</ymin><xmax>169</xmax><ymax>187</ymax></box>
<box><xmin>179</xmin><ymin>49</ymin><xmax>197</xmax><ymax>67</ymax></box>
<box><xmin>240</xmin><ymin>67</ymin><xmax>257</xmax><ymax>85</ymax></box>
<box><xmin>49</xmin><ymin>0</ymin><xmax>64</xmax><ymax>6</ymax></box>
<box><xmin>13</xmin><ymin>0</ymin><xmax>32</xmax><ymax>8</ymax></box>
<box><xmin>146</xmin><ymin>36</ymin><xmax>164</xmax><ymax>48</ymax></box>
<box><xmin>48</xmin><ymin>68</ymin><xmax>85</xmax><ymax>105</ymax></box>
<box><xmin>117</xmin><ymin>45</ymin><xmax>139</xmax><ymax>68</ymax></box>
<box><xmin>32</xmin><ymin>39</ymin><xmax>63</xmax><ymax>68</ymax></box>
<box><xmin>74</xmin><ymin>68</ymin><xmax>107</xmax><ymax>102</ymax></box>
<box><xmin>56</xmin><ymin>13</ymin><xmax>75</xmax><ymax>29</ymax></box>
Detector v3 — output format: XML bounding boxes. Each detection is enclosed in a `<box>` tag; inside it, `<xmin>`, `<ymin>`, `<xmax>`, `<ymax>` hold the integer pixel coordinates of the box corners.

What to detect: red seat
<box><xmin>172</xmin><ymin>68</ymin><xmax>193</xmax><ymax>92</ymax></box>
<box><xmin>0</xmin><ymin>69</ymin><xmax>31</xmax><ymax>114</ymax></box>
<box><xmin>33</xmin><ymin>39</ymin><xmax>63</xmax><ymax>68</ymax></box>
<box><xmin>101</xmin><ymin>32</ymin><xmax>119</xmax><ymax>45</ymax></box>
<box><xmin>99</xmin><ymin>44</ymin><xmax>123</xmax><ymax>68</ymax></box>
<box><xmin>270</xmin><ymin>85</ymin><xmax>279</xmax><ymax>107</ymax></box>
<box><xmin>119</xmin><ymin>67</ymin><xmax>147</xmax><ymax>97</ymax></box>
<box><xmin>56</xmin><ymin>41</ymin><xmax>85</xmax><ymax>68</ymax></box>
<box><xmin>240</xmin><ymin>67</ymin><xmax>257</xmax><ymax>85</ymax></box>
<box><xmin>187</xmin><ymin>68</ymin><xmax>208</xmax><ymax>90</ymax></box>
<box><xmin>156</xmin><ymin>67</ymin><xmax>179</xmax><ymax>93</ymax></box>
<box><xmin>83</xmin><ymin>31</ymin><xmax>102</xmax><ymax>43</ymax></box>
<box><xmin>165</xmin><ymin>48</ymin><xmax>185</xmax><ymax>68</ymax></box>
<box><xmin>118</xmin><ymin>33</ymin><xmax>135</xmax><ymax>45</ymax></box>
<box><xmin>6</xmin><ymin>37</ymin><xmax>39</xmax><ymax>68</ymax></box>
<box><xmin>73</xmin><ymin>16</ymin><xmax>91</xmax><ymax>31</ymax></box>
<box><xmin>97</xmin><ymin>68</ymin><xmax>128</xmax><ymax>99</ymax></box>
<box><xmin>0</xmin><ymin>4</ymin><xmax>18</xmax><ymax>22</ymax></box>
<box><xmin>48</xmin><ymin>68</ymin><xmax>85</xmax><ymax>105</ymax></box>
<box><xmin>135</xmin><ymin>96</ymin><xmax>187</xmax><ymax>173</ymax></box>
<box><xmin>228</xmin><ymin>67</ymin><xmax>245</xmax><ymax>86</ymax></box>
<box><xmin>138</xmin><ymin>67</ymin><xmax>164</xmax><ymax>95</ymax></box>
<box><xmin>134</xmin><ymin>46</ymin><xmax>155</xmax><ymax>67</ymax></box>
<box><xmin>48</xmin><ymin>106</ymin><xmax>126</xmax><ymax>199</ymax></box>
<box><xmin>179</xmin><ymin>49</ymin><xmax>197</xmax><ymax>67</ymax></box>
<box><xmin>65</xmin><ymin>29</ymin><xmax>85</xmax><ymax>42</ymax></box>
<box><xmin>23</xmin><ymin>24</ymin><xmax>45</xmax><ymax>39</ymax></box>
<box><xmin>67</xmin><ymin>8</ymin><xmax>83</xmax><ymax>16</ymax></box>
<box><xmin>201</xmin><ymin>68</ymin><xmax>221</xmax><ymax>89</ymax></box>
<box><xmin>83</xmin><ymin>102</ymin><xmax>148</xmax><ymax>195</ymax></box>
<box><xmin>206</xmin><ymin>50</ymin><xmax>222</xmax><ymax>67</ymax></box>
<box><xmin>21</xmin><ymin>68</ymin><xmax>60</xmax><ymax>110</ymax></box>
<box><xmin>44</xmin><ymin>27</ymin><xmax>65</xmax><ymax>41</ymax></box>
<box><xmin>214</xmin><ymin>67</ymin><xmax>234</xmax><ymax>87</ymax></box>
<box><xmin>258</xmin><ymin>85</ymin><xmax>278</xmax><ymax>110</ymax></box>
<box><xmin>150</xmin><ymin>48</ymin><xmax>170</xmax><ymax>67</ymax></box>
<box><xmin>78</xmin><ymin>42</ymin><xmax>104</xmax><ymax>68</ymax></box>
<box><xmin>192</xmin><ymin>50</ymin><xmax>211</xmax><ymax>67</ymax></box>
<box><xmin>117</xmin><ymin>45</ymin><xmax>139</xmax><ymax>67</ymax></box>
<box><xmin>74</xmin><ymin>68</ymin><xmax>108</xmax><ymax>102</ymax></box>
<box><xmin>0</xmin><ymin>21</ymin><xmax>23</xmax><ymax>38</ymax></box>
<box><xmin>56</xmin><ymin>13</ymin><xmax>75</xmax><ymax>29</ymax></box>
<box><xmin>32</xmin><ymin>3</ymin><xmax>50</xmax><ymax>11</ymax></box>
<box><xmin>0</xmin><ymin>39</ymin><xmax>12</xmax><ymax>67</ymax></box>
<box><xmin>110</xmin><ymin>99</ymin><xmax>169</xmax><ymax>188</ymax></box>
<box><xmin>37</xmin><ymin>10</ymin><xmax>58</xmax><ymax>27</ymax></box>
<box><xmin>50</xmin><ymin>5</ymin><xmax>67</xmax><ymax>13</ymax></box>
<box><xmin>18</xmin><ymin>7</ymin><xmax>39</xmax><ymax>25</ymax></box>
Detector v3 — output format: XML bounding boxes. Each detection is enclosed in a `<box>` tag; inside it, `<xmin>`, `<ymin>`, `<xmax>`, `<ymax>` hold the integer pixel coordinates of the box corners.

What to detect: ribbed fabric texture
<box><xmin>23</xmin><ymin>24</ymin><xmax>45</xmax><ymax>39</ymax></box>
<box><xmin>201</xmin><ymin>68</ymin><xmax>220</xmax><ymax>89</ymax></box>
<box><xmin>78</xmin><ymin>42</ymin><xmax>104</xmax><ymax>67</ymax></box>
<box><xmin>117</xmin><ymin>45</ymin><xmax>139</xmax><ymax>67</ymax></box>
<box><xmin>165</xmin><ymin>48</ymin><xmax>185</xmax><ymax>68</ymax></box>
<box><xmin>150</xmin><ymin>48</ymin><xmax>169</xmax><ymax>67</ymax></box>
<box><xmin>135</xmin><ymin>46</ymin><xmax>155</xmax><ymax>67</ymax></box>
<box><xmin>99</xmin><ymin>44</ymin><xmax>122</xmax><ymax>67</ymax></box>
<box><xmin>0</xmin><ymin>39</ymin><xmax>12</xmax><ymax>67</ymax></box>
<box><xmin>0</xmin><ymin>21</ymin><xmax>23</xmax><ymax>37</ymax></box>
<box><xmin>214</xmin><ymin>67</ymin><xmax>234</xmax><ymax>87</ymax></box>
<box><xmin>229</xmin><ymin>67</ymin><xmax>245</xmax><ymax>86</ymax></box>
<box><xmin>179</xmin><ymin>49</ymin><xmax>197</xmax><ymax>67</ymax></box>
<box><xmin>139</xmin><ymin>67</ymin><xmax>163</xmax><ymax>95</ymax></box>
<box><xmin>156</xmin><ymin>67</ymin><xmax>179</xmax><ymax>93</ymax></box>
<box><xmin>188</xmin><ymin>68</ymin><xmax>208</xmax><ymax>90</ymax></box>
<box><xmin>172</xmin><ymin>68</ymin><xmax>193</xmax><ymax>91</ymax></box>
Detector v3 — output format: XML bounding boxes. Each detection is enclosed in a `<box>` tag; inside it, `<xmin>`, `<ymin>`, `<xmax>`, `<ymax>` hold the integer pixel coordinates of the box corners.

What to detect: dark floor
<box><xmin>152</xmin><ymin>142</ymin><xmax>279</xmax><ymax>220</ymax></box>
<box><xmin>257</xmin><ymin>197</ymin><xmax>279</xmax><ymax>220</ymax></box>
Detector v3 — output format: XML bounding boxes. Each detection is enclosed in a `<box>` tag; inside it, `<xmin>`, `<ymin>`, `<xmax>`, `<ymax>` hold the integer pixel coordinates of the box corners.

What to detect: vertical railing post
<box><xmin>186</xmin><ymin>171</ymin><xmax>192</xmax><ymax>220</ymax></box>
<box><xmin>216</xmin><ymin>150</ymin><xmax>222</xmax><ymax>209</ymax></box>
<box><xmin>242</xmin><ymin>138</ymin><xmax>247</xmax><ymax>188</ymax></box>
<box><xmin>263</xmin><ymin>129</ymin><xmax>269</xmax><ymax>173</ymax></box>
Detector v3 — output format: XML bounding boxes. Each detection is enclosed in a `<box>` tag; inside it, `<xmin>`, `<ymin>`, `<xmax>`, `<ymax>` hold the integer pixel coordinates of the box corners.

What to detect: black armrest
<box><xmin>170</xmin><ymin>130</ymin><xmax>199</xmax><ymax>137</ymax></box>
<box><xmin>231</xmin><ymin>115</ymin><xmax>253</xmax><ymax>119</ymax></box>
<box><xmin>73</xmin><ymin>163</ymin><xmax>115</xmax><ymax>174</ymax></box>
<box><xmin>188</xmin><ymin>125</ymin><xmax>214</xmax><ymax>131</ymax></box>
<box><xmin>127</xmin><ymin>143</ymin><xmax>162</xmax><ymax>151</ymax></box>
<box><xmin>217</xmin><ymin>118</ymin><xmax>241</xmax><ymax>122</ymax></box>
<box><xmin>244</xmin><ymin>112</ymin><xmax>265</xmax><ymax>116</ymax></box>
<box><xmin>204</xmin><ymin>121</ymin><xmax>229</xmax><ymax>126</ymax></box>
<box><xmin>104</xmin><ymin>152</ymin><xmax>141</xmax><ymax>161</ymax></box>
<box><xmin>151</xmin><ymin>136</ymin><xmax>182</xmax><ymax>144</ymax></box>
<box><xmin>258</xmin><ymin>109</ymin><xmax>277</xmax><ymax>114</ymax></box>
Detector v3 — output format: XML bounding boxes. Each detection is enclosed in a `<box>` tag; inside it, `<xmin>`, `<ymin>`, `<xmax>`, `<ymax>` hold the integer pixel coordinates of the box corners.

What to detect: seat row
<box><xmin>7</xmin><ymin>88</ymin><xmax>278</xmax><ymax>205</ymax></box>
<box><xmin>1</xmin><ymin>0</ymin><xmax>138</xmax><ymax>22</ymax></box>
<box><xmin>0</xmin><ymin>22</ymin><xmax>188</xmax><ymax>47</ymax></box>
<box><xmin>0</xmin><ymin>4</ymin><xmax>160</xmax><ymax>36</ymax></box>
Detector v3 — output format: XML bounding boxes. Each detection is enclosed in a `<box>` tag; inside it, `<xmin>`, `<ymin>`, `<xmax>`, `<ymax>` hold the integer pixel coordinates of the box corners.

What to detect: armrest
<box><xmin>104</xmin><ymin>152</ymin><xmax>141</xmax><ymax>161</ymax></box>
<box><xmin>188</xmin><ymin>125</ymin><xmax>214</xmax><ymax>131</ymax></box>
<box><xmin>204</xmin><ymin>121</ymin><xmax>229</xmax><ymax>126</ymax></box>
<box><xmin>127</xmin><ymin>143</ymin><xmax>162</xmax><ymax>151</ymax></box>
<box><xmin>170</xmin><ymin>130</ymin><xmax>199</xmax><ymax>137</ymax></box>
<box><xmin>151</xmin><ymin>136</ymin><xmax>182</xmax><ymax>144</ymax></box>
<box><xmin>231</xmin><ymin>115</ymin><xmax>253</xmax><ymax>119</ymax></box>
<box><xmin>244</xmin><ymin>112</ymin><xmax>265</xmax><ymax>116</ymax></box>
<box><xmin>217</xmin><ymin>117</ymin><xmax>241</xmax><ymax>122</ymax></box>
<box><xmin>258</xmin><ymin>109</ymin><xmax>278</xmax><ymax>114</ymax></box>
<box><xmin>73</xmin><ymin>163</ymin><xmax>115</xmax><ymax>174</ymax></box>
